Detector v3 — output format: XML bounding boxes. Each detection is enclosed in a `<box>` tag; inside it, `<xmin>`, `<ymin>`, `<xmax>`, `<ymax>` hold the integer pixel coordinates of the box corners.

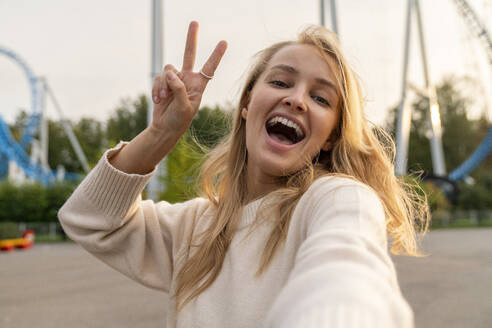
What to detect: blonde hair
<box><xmin>173</xmin><ymin>25</ymin><xmax>430</xmax><ymax>312</ymax></box>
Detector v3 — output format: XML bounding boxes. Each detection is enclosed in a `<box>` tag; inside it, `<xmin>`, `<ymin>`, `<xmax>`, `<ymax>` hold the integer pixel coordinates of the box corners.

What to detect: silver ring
<box><xmin>199</xmin><ymin>70</ymin><xmax>213</xmax><ymax>80</ymax></box>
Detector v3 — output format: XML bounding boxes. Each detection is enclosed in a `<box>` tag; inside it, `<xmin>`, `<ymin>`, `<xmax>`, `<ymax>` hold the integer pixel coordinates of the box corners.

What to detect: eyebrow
<box><xmin>269</xmin><ymin>64</ymin><xmax>337</xmax><ymax>93</ymax></box>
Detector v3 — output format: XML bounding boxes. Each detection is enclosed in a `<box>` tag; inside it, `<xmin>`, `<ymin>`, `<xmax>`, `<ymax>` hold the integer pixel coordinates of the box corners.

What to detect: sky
<box><xmin>1</xmin><ymin>0</ymin><xmax>491</xmax><ymax>127</ymax></box>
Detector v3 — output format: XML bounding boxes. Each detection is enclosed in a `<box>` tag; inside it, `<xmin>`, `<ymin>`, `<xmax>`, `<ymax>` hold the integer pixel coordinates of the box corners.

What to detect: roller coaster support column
<box><xmin>320</xmin><ymin>0</ymin><xmax>339</xmax><ymax>36</ymax></box>
<box><xmin>415</xmin><ymin>0</ymin><xmax>446</xmax><ymax>176</ymax></box>
<box><xmin>396</xmin><ymin>0</ymin><xmax>447</xmax><ymax>176</ymax></box>
<box><xmin>147</xmin><ymin>0</ymin><xmax>166</xmax><ymax>200</ymax></box>
<box><xmin>395</xmin><ymin>0</ymin><xmax>414</xmax><ymax>176</ymax></box>
<box><xmin>45</xmin><ymin>82</ymin><xmax>90</xmax><ymax>174</ymax></box>
<box><xmin>39</xmin><ymin>78</ymin><xmax>50</xmax><ymax>171</ymax></box>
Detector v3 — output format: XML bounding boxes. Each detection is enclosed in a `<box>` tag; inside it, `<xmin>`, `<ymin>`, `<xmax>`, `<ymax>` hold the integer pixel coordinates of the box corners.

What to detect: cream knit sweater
<box><xmin>58</xmin><ymin>142</ymin><xmax>414</xmax><ymax>328</ymax></box>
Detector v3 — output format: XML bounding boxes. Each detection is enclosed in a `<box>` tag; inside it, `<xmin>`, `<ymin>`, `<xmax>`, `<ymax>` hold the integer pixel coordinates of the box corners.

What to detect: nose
<box><xmin>282</xmin><ymin>88</ymin><xmax>307</xmax><ymax>112</ymax></box>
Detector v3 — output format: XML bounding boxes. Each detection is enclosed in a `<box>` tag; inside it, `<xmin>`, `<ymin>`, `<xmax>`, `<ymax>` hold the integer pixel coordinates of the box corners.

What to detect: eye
<box><xmin>269</xmin><ymin>80</ymin><xmax>289</xmax><ymax>88</ymax></box>
<box><xmin>312</xmin><ymin>95</ymin><xmax>331</xmax><ymax>107</ymax></box>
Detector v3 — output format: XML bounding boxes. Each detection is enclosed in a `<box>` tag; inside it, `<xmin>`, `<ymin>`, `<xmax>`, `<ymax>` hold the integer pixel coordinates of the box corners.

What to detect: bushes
<box><xmin>0</xmin><ymin>181</ymin><xmax>77</xmax><ymax>223</ymax></box>
<box><xmin>0</xmin><ymin>222</ymin><xmax>19</xmax><ymax>239</ymax></box>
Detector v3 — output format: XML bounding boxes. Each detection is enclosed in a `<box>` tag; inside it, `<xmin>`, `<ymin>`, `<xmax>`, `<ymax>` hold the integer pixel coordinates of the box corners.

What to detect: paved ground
<box><xmin>1</xmin><ymin>228</ymin><xmax>491</xmax><ymax>328</ymax></box>
<box><xmin>391</xmin><ymin>228</ymin><xmax>492</xmax><ymax>328</ymax></box>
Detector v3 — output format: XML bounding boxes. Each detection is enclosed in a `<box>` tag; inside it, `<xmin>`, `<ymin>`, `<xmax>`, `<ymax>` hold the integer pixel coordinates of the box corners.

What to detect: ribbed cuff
<box><xmin>79</xmin><ymin>141</ymin><xmax>157</xmax><ymax>220</ymax></box>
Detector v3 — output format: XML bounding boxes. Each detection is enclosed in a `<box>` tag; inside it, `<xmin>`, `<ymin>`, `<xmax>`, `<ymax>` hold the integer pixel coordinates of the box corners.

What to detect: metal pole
<box><xmin>395</xmin><ymin>0</ymin><xmax>414</xmax><ymax>176</ymax></box>
<box><xmin>330</xmin><ymin>0</ymin><xmax>339</xmax><ymax>36</ymax></box>
<box><xmin>39</xmin><ymin>78</ymin><xmax>50</xmax><ymax>171</ymax></box>
<box><xmin>415</xmin><ymin>0</ymin><xmax>446</xmax><ymax>176</ymax></box>
<box><xmin>320</xmin><ymin>0</ymin><xmax>325</xmax><ymax>27</ymax></box>
<box><xmin>147</xmin><ymin>0</ymin><xmax>166</xmax><ymax>200</ymax></box>
<box><xmin>45</xmin><ymin>82</ymin><xmax>90</xmax><ymax>173</ymax></box>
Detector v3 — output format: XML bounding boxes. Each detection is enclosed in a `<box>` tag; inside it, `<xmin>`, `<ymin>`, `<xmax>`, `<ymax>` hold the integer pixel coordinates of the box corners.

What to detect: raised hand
<box><xmin>151</xmin><ymin>21</ymin><xmax>227</xmax><ymax>138</ymax></box>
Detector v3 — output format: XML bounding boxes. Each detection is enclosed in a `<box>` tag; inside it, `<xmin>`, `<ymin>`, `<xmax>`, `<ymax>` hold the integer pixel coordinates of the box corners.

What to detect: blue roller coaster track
<box><xmin>0</xmin><ymin>46</ymin><xmax>80</xmax><ymax>184</ymax></box>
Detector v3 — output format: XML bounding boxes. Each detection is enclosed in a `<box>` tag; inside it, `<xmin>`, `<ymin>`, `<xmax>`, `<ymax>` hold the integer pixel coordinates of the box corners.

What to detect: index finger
<box><xmin>182</xmin><ymin>21</ymin><xmax>198</xmax><ymax>72</ymax></box>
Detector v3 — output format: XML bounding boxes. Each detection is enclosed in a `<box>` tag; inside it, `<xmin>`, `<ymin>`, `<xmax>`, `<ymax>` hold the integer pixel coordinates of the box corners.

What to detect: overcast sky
<box><xmin>1</xmin><ymin>0</ymin><xmax>491</xmax><ymax>127</ymax></box>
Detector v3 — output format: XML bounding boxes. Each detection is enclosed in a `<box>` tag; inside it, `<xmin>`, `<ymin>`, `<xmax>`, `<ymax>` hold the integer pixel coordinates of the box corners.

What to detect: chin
<box><xmin>264</xmin><ymin>160</ymin><xmax>305</xmax><ymax>178</ymax></box>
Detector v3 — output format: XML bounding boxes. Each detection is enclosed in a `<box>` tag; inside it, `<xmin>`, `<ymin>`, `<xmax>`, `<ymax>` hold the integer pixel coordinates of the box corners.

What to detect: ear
<box><xmin>241</xmin><ymin>107</ymin><xmax>248</xmax><ymax>120</ymax></box>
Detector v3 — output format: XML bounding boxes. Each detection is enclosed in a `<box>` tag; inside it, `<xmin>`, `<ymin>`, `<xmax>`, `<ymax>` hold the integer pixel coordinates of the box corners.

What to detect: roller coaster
<box><xmin>393</xmin><ymin>0</ymin><xmax>492</xmax><ymax>186</ymax></box>
<box><xmin>0</xmin><ymin>46</ymin><xmax>88</xmax><ymax>185</ymax></box>
<box><xmin>0</xmin><ymin>0</ymin><xmax>491</xmax><ymax>187</ymax></box>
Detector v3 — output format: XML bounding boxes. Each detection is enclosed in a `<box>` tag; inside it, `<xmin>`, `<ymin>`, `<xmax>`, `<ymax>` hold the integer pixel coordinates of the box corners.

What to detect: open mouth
<box><xmin>265</xmin><ymin>116</ymin><xmax>305</xmax><ymax>145</ymax></box>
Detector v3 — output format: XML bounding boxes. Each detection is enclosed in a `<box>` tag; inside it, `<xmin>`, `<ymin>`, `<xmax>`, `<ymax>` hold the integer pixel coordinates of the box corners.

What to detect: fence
<box><xmin>1</xmin><ymin>209</ymin><xmax>492</xmax><ymax>242</ymax></box>
<box><xmin>0</xmin><ymin>221</ymin><xmax>68</xmax><ymax>241</ymax></box>
<box><xmin>430</xmin><ymin>209</ymin><xmax>492</xmax><ymax>227</ymax></box>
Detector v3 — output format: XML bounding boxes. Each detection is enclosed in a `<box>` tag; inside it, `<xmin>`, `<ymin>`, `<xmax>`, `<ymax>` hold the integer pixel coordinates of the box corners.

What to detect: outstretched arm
<box><xmin>265</xmin><ymin>179</ymin><xmax>414</xmax><ymax>328</ymax></box>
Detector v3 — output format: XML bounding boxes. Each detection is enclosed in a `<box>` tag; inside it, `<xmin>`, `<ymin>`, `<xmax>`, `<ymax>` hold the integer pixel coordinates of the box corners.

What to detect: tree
<box><xmin>45</xmin><ymin>117</ymin><xmax>106</xmax><ymax>173</ymax></box>
<box><xmin>106</xmin><ymin>94</ymin><xmax>148</xmax><ymax>146</ymax></box>
<box><xmin>8</xmin><ymin>110</ymin><xmax>29</xmax><ymax>142</ymax></box>
<box><xmin>73</xmin><ymin>118</ymin><xmax>106</xmax><ymax>167</ymax></box>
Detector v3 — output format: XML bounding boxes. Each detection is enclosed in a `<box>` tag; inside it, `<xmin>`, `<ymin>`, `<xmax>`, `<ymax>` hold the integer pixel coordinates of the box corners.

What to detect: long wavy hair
<box><xmin>173</xmin><ymin>25</ymin><xmax>430</xmax><ymax>313</ymax></box>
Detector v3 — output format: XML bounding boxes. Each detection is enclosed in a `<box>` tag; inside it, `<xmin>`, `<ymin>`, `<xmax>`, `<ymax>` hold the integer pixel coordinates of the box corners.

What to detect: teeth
<box><xmin>267</xmin><ymin>116</ymin><xmax>304</xmax><ymax>139</ymax></box>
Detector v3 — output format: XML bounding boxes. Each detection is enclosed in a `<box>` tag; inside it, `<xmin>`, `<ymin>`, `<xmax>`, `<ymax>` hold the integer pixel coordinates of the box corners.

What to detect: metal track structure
<box><xmin>395</xmin><ymin>0</ymin><xmax>447</xmax><ymax>178</ymax></box>
<box><xmin>0</xmin><ymin>46</ymin><xmax>88</xmax><ymax>184</ymax></box>
<box><xmin>395</xmin><ymin>0</ymin><xmax>492</xmax><ymax>182</ymax></box>
<box><xmin>448</xmin><ymin>0</ymin><xmax>492</xmax><ymax>181</ymax></box>
<box><xmin>0</xmin><ymin>46</ymin><xmax>50</xmax><ymax>183</ymax></box>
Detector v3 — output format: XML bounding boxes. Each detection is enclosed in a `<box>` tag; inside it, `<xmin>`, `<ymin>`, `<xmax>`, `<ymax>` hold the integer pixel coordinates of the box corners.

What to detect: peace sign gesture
<box><xmin>151</xmin><ymin>21</ymin><xmax>227</xmax><ymax>138</ymax></box>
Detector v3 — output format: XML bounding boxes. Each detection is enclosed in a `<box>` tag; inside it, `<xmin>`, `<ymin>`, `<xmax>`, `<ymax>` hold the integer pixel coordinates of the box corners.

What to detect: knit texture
<box><xmin>58</xmin><ymin>142</ymin><xmax>414</xmax><ymax>328</ymax></box>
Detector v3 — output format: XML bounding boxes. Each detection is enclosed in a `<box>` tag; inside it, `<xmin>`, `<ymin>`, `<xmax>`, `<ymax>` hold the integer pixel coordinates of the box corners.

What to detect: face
<box><xmin>242</xmin><ymin>44</ymin><xmax>341</xmax><ymax>190</ymax></box>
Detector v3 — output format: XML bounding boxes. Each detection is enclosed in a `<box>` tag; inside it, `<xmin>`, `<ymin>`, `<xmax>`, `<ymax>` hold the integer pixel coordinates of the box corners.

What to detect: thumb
<box><xmin>166</xmin><ymin>71</ymin><xmax>190</xmax><ymax>107</ymax></box>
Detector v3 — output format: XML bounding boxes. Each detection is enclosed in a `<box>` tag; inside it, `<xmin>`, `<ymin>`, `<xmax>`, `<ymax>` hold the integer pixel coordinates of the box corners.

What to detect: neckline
<box><xmin>237</xmin><ymin>197</ymin><xmax>265</xmax><ymax>230</ymax></box>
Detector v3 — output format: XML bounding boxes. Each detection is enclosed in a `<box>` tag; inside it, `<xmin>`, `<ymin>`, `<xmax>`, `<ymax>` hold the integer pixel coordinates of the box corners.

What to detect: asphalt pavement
<box><xmin>1</xmin><ymin>228</ymin><xmax>491</xmax><ymax>328</ymax></box>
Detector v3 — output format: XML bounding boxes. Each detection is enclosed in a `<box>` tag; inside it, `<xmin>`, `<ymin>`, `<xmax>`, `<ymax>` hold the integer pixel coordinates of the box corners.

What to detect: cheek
<box><xmin>311</xmin><ymin>113</ymin><xmax>339</xmax><ymax>143</ymax></box>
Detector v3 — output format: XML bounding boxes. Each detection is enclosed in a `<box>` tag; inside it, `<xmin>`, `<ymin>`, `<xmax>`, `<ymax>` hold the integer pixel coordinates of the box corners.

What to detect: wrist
<box><xmin>107</xmin><ymin>126</ymin><xmax>180</xmax><ymax>175</ymax></box>
<box><xmin>143</xmin><ymin>125</ymin><xmax>181</xmax><ymax>159</ymax></box>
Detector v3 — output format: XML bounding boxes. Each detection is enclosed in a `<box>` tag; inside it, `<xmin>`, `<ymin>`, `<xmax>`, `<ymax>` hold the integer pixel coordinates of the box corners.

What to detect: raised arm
<box><xmin>58</xmin><ymin>21</ymin><xmax>226</xmax><ymax>292</ymax></box>
<box><xmin>109</xmin><ymin>21</ymin><xmax>227</xmax><ymax>174</ymax></box>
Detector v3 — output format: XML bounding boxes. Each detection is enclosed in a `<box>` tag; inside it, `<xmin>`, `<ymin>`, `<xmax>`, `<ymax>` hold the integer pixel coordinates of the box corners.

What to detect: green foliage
<box><xmin>189</xmin><ymin>106</ymin><xmax>231</xmax><ymax>148</ymax></box>
<box><xmin>457</xmin><ymin>173</ymin><xmax>492</xmax><ymax>210</ymax></box>
<box><xmin>160</xmin><ymin>106</ymin><xmax>232</xmax><ymax>203</ymax></box>
<box><xmin>9</xmin><ymin>110</ymin><xmax>29</xmax><ymax>142</ymax></box>
<box><xmin>0</xmin><ymin>222</ymin><xmax>19</xmax><ymax>239</ymax></box>
<box><xmin>159</xmin><ymin>135</ymin><xmax>204</xmax><ymax>203</ymax></box>
<box><xmin>73</xmin><ymin>118</ymin><xmax>107</xmax><ymax>167</ymax></box>
<box><xmin>0</xmin><ymin>181</ymin><xmax>76</xmax><ymax>223</ymax></box>
<box><xmin>46</xmin><ymin>117</ymin><xmax>106</xmax><ymax>172</ymax></box>
<box><xmin>106</xmin><ymin>95</ymin><xmax>148</xmax><ymax>147</ymax></box>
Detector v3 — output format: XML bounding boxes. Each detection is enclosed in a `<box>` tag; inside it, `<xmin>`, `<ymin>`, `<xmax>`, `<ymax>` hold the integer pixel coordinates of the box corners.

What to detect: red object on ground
<box><xmin>0</xmin><ymin>230</ymin><xmax>35</xmax><ymax>251</ymax></box>
<box><xmin>1</xmin><ymin>243</ymin><xmax>15</xmax><ymax>252</ymax></box>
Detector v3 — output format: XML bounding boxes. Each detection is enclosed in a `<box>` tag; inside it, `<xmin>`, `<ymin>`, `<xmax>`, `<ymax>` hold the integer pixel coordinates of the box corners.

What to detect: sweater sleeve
<box><xmin>265</xmin><ymin>177</ymin><xmax>414</xmax><ymax>328</ymax></box>
<box><xmin>57</xmin><ymin>142</ymin><xmax>210</xmax><ymax>293</ymax></box>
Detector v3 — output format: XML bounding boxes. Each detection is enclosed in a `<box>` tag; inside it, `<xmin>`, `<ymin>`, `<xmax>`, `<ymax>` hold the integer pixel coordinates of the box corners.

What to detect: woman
<box><xmin>59</xmin><ymin>21</ymin><xmax>429</xmax><ymax>327</ymax></box>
